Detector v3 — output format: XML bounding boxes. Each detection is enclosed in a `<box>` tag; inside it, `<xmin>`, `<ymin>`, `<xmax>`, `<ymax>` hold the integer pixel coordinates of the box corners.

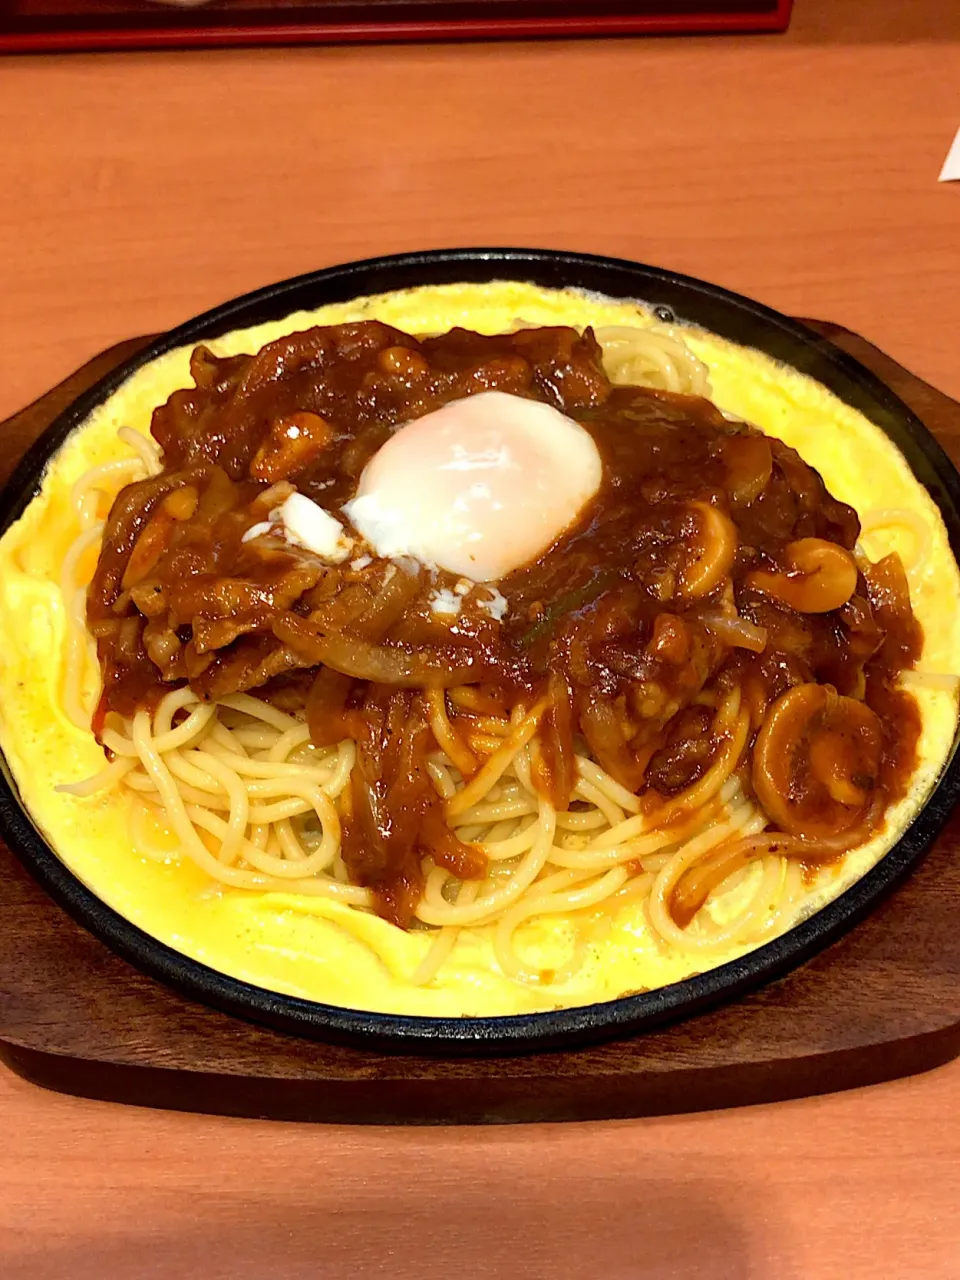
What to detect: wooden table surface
<box><xmin>2</xmin><ymin>3</ymin><xmax>959</xmax><ymax>1276</ymax></box>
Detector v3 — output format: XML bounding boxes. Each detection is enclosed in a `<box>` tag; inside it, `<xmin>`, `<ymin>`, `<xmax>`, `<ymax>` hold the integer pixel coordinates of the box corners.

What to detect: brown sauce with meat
<box><xmin>87</xmin><ymin>321</ymin><xmax>924</xmax><ymax>925</ymax></box>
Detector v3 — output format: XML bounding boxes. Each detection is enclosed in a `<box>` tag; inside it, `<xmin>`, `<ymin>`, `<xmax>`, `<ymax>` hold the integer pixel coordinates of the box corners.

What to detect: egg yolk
<box><xmin>342</xmin><ymin>390</ymin><xmax>603</xmax><ymax>580</ymax></box>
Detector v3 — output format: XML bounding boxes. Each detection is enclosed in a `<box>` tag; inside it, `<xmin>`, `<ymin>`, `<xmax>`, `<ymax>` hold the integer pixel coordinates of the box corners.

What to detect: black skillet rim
<box><xmin>1</xmin><ymin>247</ymin><xmax>958</xmax><ymax>1056</ymax></box>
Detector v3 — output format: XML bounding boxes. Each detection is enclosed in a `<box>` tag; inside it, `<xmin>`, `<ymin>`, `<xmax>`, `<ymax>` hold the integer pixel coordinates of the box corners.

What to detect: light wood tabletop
<box><xmin>2</xmin><ymin>3</ymin><xmax>960</xmax><ymax>1276</ymax></box>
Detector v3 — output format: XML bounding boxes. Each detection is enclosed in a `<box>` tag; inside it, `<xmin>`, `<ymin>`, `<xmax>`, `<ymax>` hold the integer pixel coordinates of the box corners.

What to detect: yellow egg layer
<box><xmin>1</xmin><ymin>281</ymin><xmax>957</xmax><ymax>1017</ymax></box>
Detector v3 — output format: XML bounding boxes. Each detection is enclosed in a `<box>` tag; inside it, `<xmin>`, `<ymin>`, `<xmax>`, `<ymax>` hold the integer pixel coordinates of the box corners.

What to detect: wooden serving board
<box><xmin>1</xmin><ymin>321</ymin><xmax>959</xmax><ymax>1124</ymax></box>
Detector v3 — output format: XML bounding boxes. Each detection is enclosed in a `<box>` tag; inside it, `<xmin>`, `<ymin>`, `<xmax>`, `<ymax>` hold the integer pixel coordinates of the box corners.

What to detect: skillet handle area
<box><xmin>795</xmin><ymin>320</ymin><xmax>960</xmax><ymax>468</ymax></box>
<box><xmin>0</xmin><ymin>336</ymin><xmax>158</xmax><ymax>489</ymax></box>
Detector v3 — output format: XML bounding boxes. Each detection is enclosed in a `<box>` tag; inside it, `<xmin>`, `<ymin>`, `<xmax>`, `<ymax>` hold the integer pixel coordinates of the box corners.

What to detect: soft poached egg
<box><xmin>343</xmin><ymin>390</ymin><xmax>603</xmax><ymax>581</ymax></box>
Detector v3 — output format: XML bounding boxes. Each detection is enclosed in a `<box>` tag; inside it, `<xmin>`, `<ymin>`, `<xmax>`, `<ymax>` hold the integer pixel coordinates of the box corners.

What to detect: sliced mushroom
<box><xmin>677</xmin><ymin>501</ymin><xmax>738</xmax><ymax>599</ymax></box>
<box><xmin>752</xmin><ymin>682</ymin><xmax>883</xmax><ymax>837</ymax></box>
<box><xmin>747</xmin><ymin>537</ymin><xmax>857</xmax><ymax>613</ymax></box>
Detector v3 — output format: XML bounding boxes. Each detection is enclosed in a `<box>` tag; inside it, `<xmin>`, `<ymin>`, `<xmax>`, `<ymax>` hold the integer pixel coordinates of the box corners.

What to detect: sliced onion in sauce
<box><xmin>273</xmin><ymin>613</ymin><xmax>499</xmax><ymax>688</ymax></box>
<box><xmin>699</xmin><ymin>612</ymin><xmax>768</xmax><ymax>654</ymax></box>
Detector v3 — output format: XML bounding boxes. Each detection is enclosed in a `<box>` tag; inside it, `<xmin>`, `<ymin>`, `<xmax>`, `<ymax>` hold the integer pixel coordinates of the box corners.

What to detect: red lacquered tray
<box><xmin>0</xmin><ymin>1</ymin><xmax>793</xmax><ymax>55</ymax></box>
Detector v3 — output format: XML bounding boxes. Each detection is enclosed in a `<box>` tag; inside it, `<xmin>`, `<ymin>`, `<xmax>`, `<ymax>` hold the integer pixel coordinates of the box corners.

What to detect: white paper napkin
<box><xmin>939</xmin><ymin>127</ymin><xmax>960</xmax><ymax>181</ymax></box>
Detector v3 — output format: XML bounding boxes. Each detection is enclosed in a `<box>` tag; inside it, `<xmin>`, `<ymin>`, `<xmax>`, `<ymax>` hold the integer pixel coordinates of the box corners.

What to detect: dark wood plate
<box><xmin>1</xmin><ymin>319</ymin><xmax>958</xmax><ymax>1123</ymax></box>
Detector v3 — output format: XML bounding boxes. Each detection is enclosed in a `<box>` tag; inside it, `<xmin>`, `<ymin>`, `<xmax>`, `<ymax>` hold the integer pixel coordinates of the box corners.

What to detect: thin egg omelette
<box><xmin>0</xmin><ymin>280</ymin><xmax>958</xmax><ymax>1018</ymax></box>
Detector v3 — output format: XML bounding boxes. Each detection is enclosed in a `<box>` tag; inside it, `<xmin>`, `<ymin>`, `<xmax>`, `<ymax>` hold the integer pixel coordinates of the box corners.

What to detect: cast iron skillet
<box><xmin>1</xmin><ymin>248</ymin><xmax>959</xmax><ymax>1055</ymax></box>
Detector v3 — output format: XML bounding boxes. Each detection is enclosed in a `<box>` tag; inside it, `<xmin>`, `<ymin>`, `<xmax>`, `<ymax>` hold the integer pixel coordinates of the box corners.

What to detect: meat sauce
<box><xmin>87</xmin><ymin>321</ymin><xmax>924</xmax><ymax>925</ymax></box>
